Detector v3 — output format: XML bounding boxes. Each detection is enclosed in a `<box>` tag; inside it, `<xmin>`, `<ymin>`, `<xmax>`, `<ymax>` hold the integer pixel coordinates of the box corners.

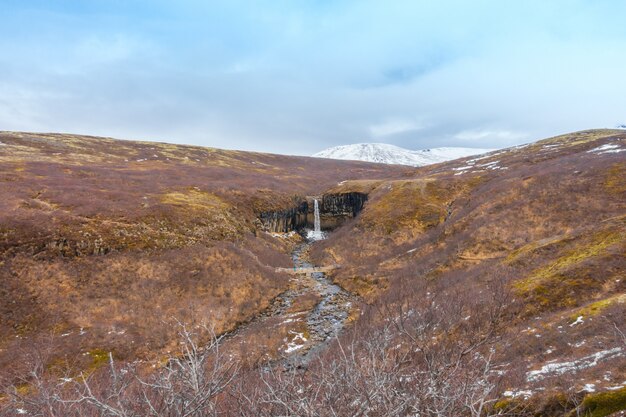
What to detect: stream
<box><xmin>225</xmin><ymin>235</ymin><xmax>355</xmax><ymax>368</ymax></box>
<box><xmin>287</xmin><ymin>241</ymin><xmax>353</xmax><ymax>364</ymax></box>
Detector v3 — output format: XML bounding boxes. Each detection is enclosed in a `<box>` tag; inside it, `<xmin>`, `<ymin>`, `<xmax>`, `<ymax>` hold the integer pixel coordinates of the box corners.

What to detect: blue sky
<box><xmin>1</xmin><ymin>0</ymin><xmax>625</xmax><ymax>155</ymax></box>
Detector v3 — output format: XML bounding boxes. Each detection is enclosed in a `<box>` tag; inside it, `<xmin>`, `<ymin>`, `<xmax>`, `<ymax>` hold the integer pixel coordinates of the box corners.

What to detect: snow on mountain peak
<box><xmin>312</xmin><ymin>143</ymin><xmax>495</xmax><ymax>167</ymax></box>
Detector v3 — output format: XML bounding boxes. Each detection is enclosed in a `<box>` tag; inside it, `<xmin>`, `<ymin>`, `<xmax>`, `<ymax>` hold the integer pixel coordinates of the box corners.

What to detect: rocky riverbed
<box><xmin>222</xmin><ymin>236</ymin><xmax>355</xmax><ymax>367</ymax></box>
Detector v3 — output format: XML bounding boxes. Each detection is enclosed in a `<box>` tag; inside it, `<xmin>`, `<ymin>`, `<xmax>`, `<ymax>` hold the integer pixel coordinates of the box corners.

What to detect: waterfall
<box><xmin>307</xmin><ymin>198</ymin><xmax>325</xmax><ymax>240</ymax></box>
<box><xmin>314</xmin><ymin>199</ymin><xmax>321</xmax><ymax>234</ymax></box>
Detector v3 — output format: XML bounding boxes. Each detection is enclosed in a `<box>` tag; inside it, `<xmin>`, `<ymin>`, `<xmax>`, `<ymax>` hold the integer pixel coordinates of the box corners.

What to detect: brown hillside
<box><xmin>0</xmin><ymin>131</ymin><xmax>408</xmax><ymax>376</ymax></box>
<box><xmin>1</xmin><ymin>129</ymin><xmax>624</xmax><ymax>416</ymax></box>
<box><xmin>312</xmin><ymin>129</ymin><xmax>626</xmax><ymax>405</ymax></box>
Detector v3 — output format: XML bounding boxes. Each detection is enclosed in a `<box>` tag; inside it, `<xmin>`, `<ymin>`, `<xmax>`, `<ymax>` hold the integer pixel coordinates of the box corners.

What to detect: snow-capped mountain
<box><xmin>312</xmin><ymin>143</ymin><xmax>495</xmax><ymax>167</ymax></box>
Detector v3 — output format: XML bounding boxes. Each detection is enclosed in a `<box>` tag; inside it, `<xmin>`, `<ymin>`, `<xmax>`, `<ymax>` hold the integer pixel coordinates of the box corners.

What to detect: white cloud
<box><xmin>454</xmin><ymin>129</ymin><xmax>528</xmax><ymax>142</ymax></box>
<box><xmin>72</xmin><ymin>34</ymin><xmax>157</xmax><ymax>68</ymax></box>
<box><xmin>369</xmin><ymin>119</ymin><xmax>423</xmax><ymax>137</ymax></box>
<box><xmin>1</xmin><ymin>1</ymin><xmax>626</xmax><ymax>154</ymax></box>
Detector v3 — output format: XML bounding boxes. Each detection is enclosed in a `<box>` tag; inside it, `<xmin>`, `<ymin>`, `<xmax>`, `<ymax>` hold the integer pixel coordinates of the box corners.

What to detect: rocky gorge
<box><xmin>258</xmin><ymin>192</ymin><xmax>368</xmax><ymax>233</ymax></box>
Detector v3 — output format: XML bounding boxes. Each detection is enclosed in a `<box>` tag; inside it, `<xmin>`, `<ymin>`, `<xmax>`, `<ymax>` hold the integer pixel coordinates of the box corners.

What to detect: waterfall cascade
<box><xmin>307</xmin><ymin>198</ymin><xmax>325</xmax><ymax>240</ymax></box>
<box><xmin>314</xmin><ymin>199</ymin><xmax>321</xmax><ymax>234</ymax></box>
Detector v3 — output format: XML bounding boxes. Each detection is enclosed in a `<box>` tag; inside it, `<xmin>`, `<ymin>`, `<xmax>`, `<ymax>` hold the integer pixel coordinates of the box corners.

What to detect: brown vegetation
<box><xmin>0</xmin><ymin>131</ymin><xmax>408</xmax><ymax>382</ymax></box>
<box><xmin>311</xmin><ymin>129</ymin><xmax>626</xmax><ymax>414</ymax></box>
<box><xmin>1</xmin><ymin>129</ymin><xmax>625</xmax><ymax>416</ymax></box>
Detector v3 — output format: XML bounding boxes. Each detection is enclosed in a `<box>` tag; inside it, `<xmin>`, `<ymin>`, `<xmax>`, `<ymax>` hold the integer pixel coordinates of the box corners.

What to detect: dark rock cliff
<box><xmin>317</xmin><ymin>192</ymin><xmax>368</xmax><ymax>229</ymax></box>
<box><xmin>258</xmin><ymin>201</ymin><xmax>309</xmax><ymax>233</ymax></box>
<box><xmin>258</xmin><ymin>192</ymin><xmax>368</xmax><ymax>233</ymax></box>
<box><xmin>321</xmin><ymin>192</ymin><xmax>367</xmax><ymax>217</ymax></box>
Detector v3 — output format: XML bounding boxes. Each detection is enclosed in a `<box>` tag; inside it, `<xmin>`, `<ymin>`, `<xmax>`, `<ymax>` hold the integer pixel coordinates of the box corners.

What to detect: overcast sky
<box><xmin>1</xmin><ymin>0</ymin><xmax>625</xmax><ymax>155</ymax></box>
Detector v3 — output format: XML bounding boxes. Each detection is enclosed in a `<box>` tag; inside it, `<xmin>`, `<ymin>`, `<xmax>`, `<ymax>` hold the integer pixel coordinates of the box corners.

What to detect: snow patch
<box><xmin>527</xmin><ymin>347</ymin><xmax>623</xmax><ymax>382</ymax></box>
<box><xmin>477</xmin><ymin>161</ymin><xmax>499</xmax><ymax>167</ymax></box>
<box><xmin>270</xmin><ymin>231</ymin><xmax>297</xmax><ymax>239</ymax></box>
<box><xmin>503</xmin><ymin>390</ymin><xmax>533</xmax><ymax>399</ymax></box>
<box><xmin>466</xmin><ymin>154</ymin><xmax>492</xmax><ymax>163</ymax></box>
<box><xmin>453</xmin><ymin>165</ymin><xmax>475</xmax><ymax>171</ymax></box>
<box><xmin>587</xmin><ymin>144</ymin><xmax>625</xmax><ymax>154</ymax></box>
<box><xmin>284</xmin><ymin>331</ymin><xmax>308</xmax><ymax>354</ymax></box>
<box><xmin>582</xmin><ymin>383</ymin><xmax>596</xmax><ymax>392</ymax></box>
<box><xmin>279</xmin><ymin>317</ymin><xmax>302</xmax><ymax>325</ymax></box>
<box><xmin>570</xmin><ymin>315</ymin><xmax>584</xmax><ymax>326</ymax></box>
<box><xmin>475</xmin><ymin>160</ymin><xmax>508</xmax><ymax>171</ymax></box>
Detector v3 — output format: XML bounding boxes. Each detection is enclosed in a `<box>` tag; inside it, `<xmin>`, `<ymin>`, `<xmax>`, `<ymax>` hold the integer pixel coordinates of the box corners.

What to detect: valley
<box><xmin>0</xmin><ymin>129</ymin><xmax>624</xmax><ymax>416</ymax></box>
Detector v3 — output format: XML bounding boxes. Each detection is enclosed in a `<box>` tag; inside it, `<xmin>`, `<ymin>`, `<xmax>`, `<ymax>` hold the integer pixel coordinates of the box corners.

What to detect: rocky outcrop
<box><xmin>321</xmin><ymin>192</ymin><xmax>367</xmax><ymax>217</ymax></box>
<box><xmin>258</xmin><ymin>192</ymin><xmax>368</xmax><ymax>233</ymax></box>
<box><xmin>316</xmin><ymin>192</ymin><xmax>368</xmax><ymax>229</ymax></box>
<box><xmin>258</xmin><ymin>201</ymin><xmax>309</xmax><ymax>233</ymax></box>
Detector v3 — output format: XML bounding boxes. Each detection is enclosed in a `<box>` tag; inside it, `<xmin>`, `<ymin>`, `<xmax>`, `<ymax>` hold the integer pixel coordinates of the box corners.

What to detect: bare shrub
<box><xmin>1</xmin><ymin>322</ymin><xmax>238</xmax><ymax>417</ymax></box>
